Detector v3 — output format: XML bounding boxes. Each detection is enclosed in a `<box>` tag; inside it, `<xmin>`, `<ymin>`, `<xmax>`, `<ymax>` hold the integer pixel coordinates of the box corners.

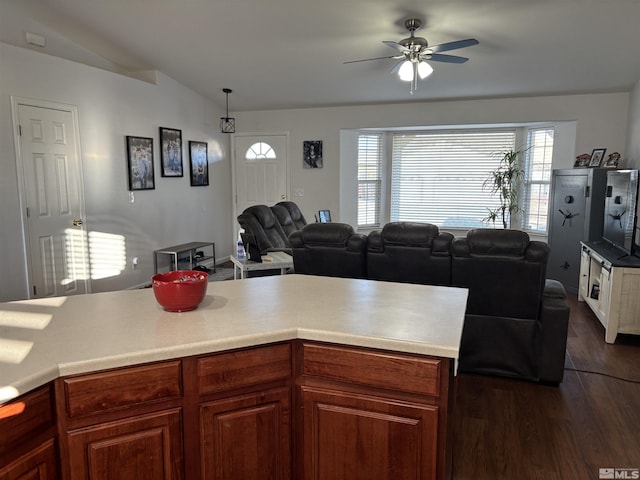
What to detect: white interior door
<box><xmin>16</xmin><ymin>102</ymin><xmax>89</xmax><ymax>298</ymax></box>
<box><xmin>233</xmin><ymin>134</ymin><xmax>288</xmax><ymax>216</ymax></box>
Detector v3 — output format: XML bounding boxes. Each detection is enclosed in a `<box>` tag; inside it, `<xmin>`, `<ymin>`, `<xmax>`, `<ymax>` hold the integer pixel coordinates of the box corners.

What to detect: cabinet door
<box><xmin>66</xmin><ymin>409</ymin><xmax>183</xmax><ymax>480</ymax></box>
<box><xmin>200</xmin><ymin>387</ymin><xmax>291</xmax><ymax>480</ymax></box>
<box><xmin>0</xmin><ymin>439</ymin><xmax>58</xmax><ymax>480</ymax></box>
<box><xmin>301</xmin><ymin>386</ymin><xmax>439</xmax><ymax>480</ymax></box>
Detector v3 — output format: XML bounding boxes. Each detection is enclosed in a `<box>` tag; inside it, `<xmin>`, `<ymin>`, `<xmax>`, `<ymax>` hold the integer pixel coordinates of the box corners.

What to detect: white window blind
<box><xmin>390</xmin><ymin>130</ymin><xmax>516</xmax><ymax>228</ymax></box>
<box><xmin>522</xmin><ymin>127</ymin><xmax>554</xmax><ymax>232</ymax></box>
<box><xmin>357</xmin><ymin>134</ymin><xmax>382</xmax><ymax>227</ymax></box>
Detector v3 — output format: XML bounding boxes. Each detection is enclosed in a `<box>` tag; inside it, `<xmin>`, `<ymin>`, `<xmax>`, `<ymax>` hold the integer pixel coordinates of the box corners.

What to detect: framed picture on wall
<box><xmin>160</xmin><ymin>127</ymin><xmax>183</xmax><ymax>177</ymax></box>
<box><xmin>303</xmin><ymin>140</ymin><xmax>323</xmax><ymax>168</ymax></box>
<box><xmin>126</xmin><ymin>136</ymin><xmax>155</xmax><ymax>190</ymax></box>
<box><xmin>189</xmin><ymin>141</ymin><xmax>209</xmax><ymax>186</ymax></box>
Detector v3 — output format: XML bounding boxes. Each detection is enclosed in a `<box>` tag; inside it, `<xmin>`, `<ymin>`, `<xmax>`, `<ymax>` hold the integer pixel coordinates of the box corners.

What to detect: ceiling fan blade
<box><xmin>383</xmin><ymin>41</ymin><xmax>408</xmax><ymax>53</ymax></box>
<box><xmin>428</xmin><ymin>38</ymin><xmax>479</xmax><ymax>53</ymax></box>
<box><xmin>343</xmin><ymin>55</ymin><xmax>400</xmax><ymax>64</ymax></box>
<box><xmin>426</xmin><ymin>53</ymin><xmax>469</xmax><ymax>64</ymax></box>
<box><xmin>390</xmin><ymin>60</ymin><xmax>404</xmax><ymax>75</ymax></box>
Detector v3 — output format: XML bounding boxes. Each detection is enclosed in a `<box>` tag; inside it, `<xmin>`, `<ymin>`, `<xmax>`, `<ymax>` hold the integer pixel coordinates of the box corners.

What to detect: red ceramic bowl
<box><xmin>152</xmin><ymin>270</ymin><xmax>208</xmax><ymax>312</ymax></box>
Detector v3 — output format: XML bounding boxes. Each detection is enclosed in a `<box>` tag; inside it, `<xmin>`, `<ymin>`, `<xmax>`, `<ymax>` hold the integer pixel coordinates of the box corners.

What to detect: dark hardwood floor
<box><xmin>452</xmin><ymin>295</ymin><xmax>640</xmax><ymax>480</ymax></box>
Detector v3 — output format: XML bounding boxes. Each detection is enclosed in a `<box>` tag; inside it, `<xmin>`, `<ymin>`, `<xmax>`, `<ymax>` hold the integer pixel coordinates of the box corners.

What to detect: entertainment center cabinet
<box><xmin>579</xmin><ymin>241</ymin><xmax>640</xmax><ymax>343</ymax></box>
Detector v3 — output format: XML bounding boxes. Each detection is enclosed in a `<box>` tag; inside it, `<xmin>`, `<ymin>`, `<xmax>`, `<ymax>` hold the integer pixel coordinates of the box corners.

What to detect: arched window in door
<box><xmin>245</xmin><ymin>142</ymin><xmax>276</xmax><ymax>160</ymax></box>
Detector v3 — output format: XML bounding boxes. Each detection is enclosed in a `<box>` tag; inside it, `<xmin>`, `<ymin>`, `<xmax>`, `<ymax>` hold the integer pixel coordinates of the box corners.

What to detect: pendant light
<box><xmin>220</xmin><ymin>88</ymin><xmax>235</xmax><ymax>133</ymax></box>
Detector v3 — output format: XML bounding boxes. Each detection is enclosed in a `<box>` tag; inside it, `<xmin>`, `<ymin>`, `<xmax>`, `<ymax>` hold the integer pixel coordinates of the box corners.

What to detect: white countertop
<box><xmin>0</xmin><ymin>274</ymin><xmax>468</xmax><ymax>404</ymax></box>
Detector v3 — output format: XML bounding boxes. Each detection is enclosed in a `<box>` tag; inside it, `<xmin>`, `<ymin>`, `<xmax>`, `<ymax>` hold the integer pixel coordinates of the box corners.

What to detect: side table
<box><xmin>154</xmin><ymin>241</ymin><xmax>216</xmax><ymax>274</ymax></box>
<box><xmin>230</xmin><ymin>251</ymin><xmax>293</xmax><ymax>279</ymax></box>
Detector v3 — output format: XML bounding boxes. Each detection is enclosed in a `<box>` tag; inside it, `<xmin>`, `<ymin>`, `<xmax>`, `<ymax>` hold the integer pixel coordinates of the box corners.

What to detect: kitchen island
<box><xmin>0</xmin><ymin>274</ymin><xmax>468</xmax><ymax>480</ymax></box>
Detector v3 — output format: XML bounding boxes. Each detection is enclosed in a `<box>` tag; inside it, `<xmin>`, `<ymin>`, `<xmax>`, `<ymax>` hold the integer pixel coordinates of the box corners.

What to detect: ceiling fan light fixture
<box><xmin>398</xmin><ymin>60</ymin><xmax>414</xmax><ymax>81</ymax></box>
<box><xmin>418</xmin><ymin>61</ymin><xmax>433</xmax><ymax>79</ymax></box>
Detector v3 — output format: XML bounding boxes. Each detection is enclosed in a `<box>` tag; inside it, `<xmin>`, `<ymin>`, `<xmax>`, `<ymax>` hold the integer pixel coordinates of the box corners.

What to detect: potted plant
<box><xmin>484</xmin><ymin>148</ymin><xmax>526</xmax><ymax>229</ymax></box>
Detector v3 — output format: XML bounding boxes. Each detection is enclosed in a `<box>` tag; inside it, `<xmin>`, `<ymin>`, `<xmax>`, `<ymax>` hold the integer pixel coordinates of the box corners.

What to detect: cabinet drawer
<box><xmin>302</xmin><ymin>343</ymin><xmax>441</xmax><ymax>397</ymax></box>
<box><xmin>63</xmin><ymin>361</ymin><xmax>182</xmax><ymax>418</ymax></box>
<box><xmin>197</xmin><ymin>343</ymin><xmax>291</xmax><ymax>395</ymax></box>
<box><xmin>0</xmin><ymin>385</ymin><xmax>54</xmax><ymax>457</ymax></box>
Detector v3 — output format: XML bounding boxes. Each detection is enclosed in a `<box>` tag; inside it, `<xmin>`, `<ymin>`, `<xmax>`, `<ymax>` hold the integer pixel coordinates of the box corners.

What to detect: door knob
<box><xmin>281</xmin><ymin>194</ymin><xmax>286</xmax><ymax>200</ymax></box>
<box><xmin>72</xmin><ymin>218</ymin><xmax>83</xmax><ymax>227</ymax></box>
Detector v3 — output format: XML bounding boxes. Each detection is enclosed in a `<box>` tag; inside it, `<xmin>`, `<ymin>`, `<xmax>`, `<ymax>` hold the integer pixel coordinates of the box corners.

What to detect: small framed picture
<box><xmin>189</xmin><ymin>141</ymin><xmax>209</xmax><ymax>186</ymax></box>
<box><xmin>603</xmin><ymin>152</ymin><xmax>621</xmax><ymax>168</ymax></box>
<box><xmin>589</xmin><ymin>148</ymin><xmax>606</xmax><ymax>167</ymax></box>
<box><xmin>574</xmin><ymin>154</ymin><xmax>591</xmax><ymax>168</ymax></box>
<box><xmin>303</xmin><ymin>140</ymin><xmax>323</xmax><ymax>168</ymax></box>
<box><xmin>160</xmin><ymin>127</ymin><xmax>183</xmax><ymax>177</ymax></box>
<box><xmin>126</xmin><ymin>136</ymin><xmax>155</xmax><ymax>190</ymax></box>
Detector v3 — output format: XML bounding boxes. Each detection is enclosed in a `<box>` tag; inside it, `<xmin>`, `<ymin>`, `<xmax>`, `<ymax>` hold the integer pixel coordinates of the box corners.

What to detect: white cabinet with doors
<box><xmin>578</xmin><ymin>241</ymin><xmax>640</xmax><ymax>343</ymax></box>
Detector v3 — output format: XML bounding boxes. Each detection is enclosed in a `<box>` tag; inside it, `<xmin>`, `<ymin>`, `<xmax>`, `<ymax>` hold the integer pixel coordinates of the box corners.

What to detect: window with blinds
<box><xmin>357</xmin><ymin>134</ymin><xmax>382</xmax><ymax>227</ymax></box>
<box><xmin>390</xmin><ymin>130</ymin><xmax>516</xmax><ymax>228</ymax></box>
<box><xmin>522</xmin><ymin>127</ymin><xmax>554</xmax><ymax>232</ymax></box>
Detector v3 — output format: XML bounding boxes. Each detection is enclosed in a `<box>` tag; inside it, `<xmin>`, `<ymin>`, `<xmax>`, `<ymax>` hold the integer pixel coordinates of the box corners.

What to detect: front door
<box><xmin>233</xmin><ymin>133</ymin><xmax>288</xmax><ymax>216</ymax></box>
<box><xmin>15</xmin><ymin>101</ymin><xmax>89</xmax><ymax>298</ymax></box>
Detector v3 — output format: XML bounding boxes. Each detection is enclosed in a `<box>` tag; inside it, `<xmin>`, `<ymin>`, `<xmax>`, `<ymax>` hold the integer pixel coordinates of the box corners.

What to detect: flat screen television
<box><xmin>602</xmin><ymin>169</ymin><xmax>639</xmax><ymax>255</ymax></box>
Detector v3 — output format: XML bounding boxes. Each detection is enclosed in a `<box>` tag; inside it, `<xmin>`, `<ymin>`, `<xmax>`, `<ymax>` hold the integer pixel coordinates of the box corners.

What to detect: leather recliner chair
<box><xmin>451</xmin><ymin>229</ymin><xmax>570</xmax><ymax>384</ymax></box>
<box><xmin>237</xmin><ymin>205</ymin><xmax>290</xmax><ymax>254</ymax></box>
<box><xmin>367</xmin><ymin>222</ymin><xmax>454</xmax><ymax>286</ymax></box>
<box><xmin>289</xmin><ymin>223</ymin><xmax>368</xmax><ymax>279</ymax></box>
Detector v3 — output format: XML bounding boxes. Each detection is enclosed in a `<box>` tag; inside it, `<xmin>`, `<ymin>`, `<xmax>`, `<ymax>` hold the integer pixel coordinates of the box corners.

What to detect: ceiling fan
<box><xmin>345</xmin><ymin>18</ymin><xmax>479</xmax><ymax>94</ymax></box>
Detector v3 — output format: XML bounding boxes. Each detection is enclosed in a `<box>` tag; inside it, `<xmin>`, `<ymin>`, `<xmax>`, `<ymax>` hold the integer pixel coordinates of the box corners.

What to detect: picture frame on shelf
<box><xmin>126</xmin><ymin>135</ymin><xmax>155</xmax><ymax>191</ymax></box>
<box><xmin>189</xmin><ymin>141</ymin><xmax>209</xmax><ymax>186</ymax></box>
<box><xmin>574</xmin><ymin>154</ymin><xmax>591</xmax><ymax>168</ymax></box>
<box><xmin>589</xmin><ymin>148</ymin><xmax>607</xmax><ymax>167</ymax></box>
<box><xmin>159</xmin><ymin>127</ymin><xmax>183</xmax><ymax>177</ymax></box>
<box><xmin>603</xmin><ymin>152</ymin><xmax>621</xmax><ymax>168</ymax></box>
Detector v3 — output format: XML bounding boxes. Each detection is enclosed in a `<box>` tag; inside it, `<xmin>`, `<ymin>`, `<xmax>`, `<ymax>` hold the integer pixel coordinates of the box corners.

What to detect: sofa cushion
<box><xmin>276</xmin><ymin>201</ymin><xmax>307</xmax><ymax>230</ymax></box>
<box><xmin>300</xmin><ymin>223</ymin><xmax>355</xmax><ymax>247</ymax></box>
<box><xmin>460</xmin><ymin>228</ymin><xmax>530</xmax><ymax>256</ymax></box>
<box><xmin>380</xmin><ymin>222</ymin><xmax>440</xmax><ymax>247</ymax></box>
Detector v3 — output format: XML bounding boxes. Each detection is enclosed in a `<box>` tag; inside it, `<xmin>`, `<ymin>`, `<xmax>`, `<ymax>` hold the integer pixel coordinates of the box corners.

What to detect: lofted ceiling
<box><xmin>2</xmin><ymin>0</ymin><xmax>640</xmax><ymax>112</ymax></box>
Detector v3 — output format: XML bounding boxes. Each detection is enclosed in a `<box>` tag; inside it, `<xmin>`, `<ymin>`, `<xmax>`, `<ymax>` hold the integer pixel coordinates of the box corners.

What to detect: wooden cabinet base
<box><xmin>66</xmin><ymin>409</ymin><xmax>183</xmax><ymax>480</ymax></box>
<box><xmin>0</xmin><ymin>440</ymin><xmax>58</xmax><ymax>480</ymax></box>
<box><xmin>200</xmin><ymin>387</ymin><xmax>291</xmax><ymax>480</ymax></box>
<box><xmin>301</xmin><ymin>386</ymin><xmax>439</xmax><ymax>480</ymax></box>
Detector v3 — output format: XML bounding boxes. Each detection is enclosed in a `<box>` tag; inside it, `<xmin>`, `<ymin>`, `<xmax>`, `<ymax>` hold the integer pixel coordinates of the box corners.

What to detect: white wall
<box><xmin>626</xmin><ymin>80</ymin><xmax>640</xmax><ymax>168</ymax></box>
<box><xmin>0</xmin><ymin>42</ymin><xmax>233</xmax><ymax>301</ymax></box>
<box><xmin>624</xmin><ymin>80</ymin><xmax>640</xmax><ymax>242</ymax></box>
<box><xmin>234</xmin><ymin>92</ymin><xmax>630</xmax><ymax>228</ymax></box>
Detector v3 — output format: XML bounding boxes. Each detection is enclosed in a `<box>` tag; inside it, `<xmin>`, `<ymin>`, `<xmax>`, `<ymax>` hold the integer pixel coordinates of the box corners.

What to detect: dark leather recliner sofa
<box><xmin>291</xmin><ymin>221</ymin><xmax>569</xmax><ymax>385</ymax></box>
<box><xmin>237</xmin><ymin>202</ymin><xmax>308</xmax><ymax>254</ymax></box>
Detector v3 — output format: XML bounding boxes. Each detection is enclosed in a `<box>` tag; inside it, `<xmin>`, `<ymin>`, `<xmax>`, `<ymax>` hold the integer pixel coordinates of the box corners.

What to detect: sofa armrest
<box><xmin>432</xmin><ymin>232</ymin><xmax>454</xmax><ymax>257</ymax></box>
<box><xmin>347</xmin><ymin>233</ymin><xmax>368</xmax><ymax>252</ymax></box>
<box><xmin>289</xmin><ymin>230</ymin><xmax>303</xmax><ymax>248</ymax></box>
<box><xmin>367</xmin><ymin>230</ymin><xmax>384</xmax><ymax>252</ymax></box>
<box><xmin>537</xmin><ymin>279</ymin><xmax>570</xmax><ymax>384</ymax></box>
